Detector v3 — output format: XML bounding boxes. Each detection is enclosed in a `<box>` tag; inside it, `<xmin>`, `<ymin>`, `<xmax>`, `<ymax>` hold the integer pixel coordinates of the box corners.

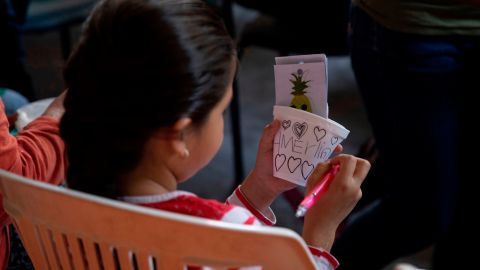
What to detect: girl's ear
<box><xmin>171</xmin><ymin>117</ymin><xmax>192</xmax><ymax>158</ymax></box>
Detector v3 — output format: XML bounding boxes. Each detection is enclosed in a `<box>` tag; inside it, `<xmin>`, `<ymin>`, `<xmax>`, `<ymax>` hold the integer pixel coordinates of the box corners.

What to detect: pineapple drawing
<box><xmin>289</xmin><ymin>69</ymin><xmax>312</xmax><ymax>112</ymax></box>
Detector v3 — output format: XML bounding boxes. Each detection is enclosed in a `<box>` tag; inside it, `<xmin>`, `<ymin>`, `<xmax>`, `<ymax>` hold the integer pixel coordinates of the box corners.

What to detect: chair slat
<box><xmin>52</xmin><ymin>231</ymin><xmax>73</xmax><ymax>270</ymax></box>
<box><xmin>12</xmin><ymin>221</ymin><xmax>50</xmax><ymax>269</ymax></box>
<box><xmin>98</xmin><ymin>242</ymin><xmax>117</xmax><ymax>269</ymax></box>
<box><xmin>37</xmin><ymin>224</ymin><xmax>61</xmax><ymax>270</ymax></box>
<box><xmin>65</xmin><ymin>234</ymin><xmax>87</xmax><ymax>270</ymax></box>
<box><xmin>135</xmin><ymin>251</ymin><xmax>154</xmax><ymax>270</ymax></box>
<box><xmin>116</xmin><ymin>246</ymin><xmax>133</xmax><ymax>270</ymax></box>
<box><xmin>82</xmin><ymin>238</ymin><xmax>101</xmax><ymax>270</ymax></box>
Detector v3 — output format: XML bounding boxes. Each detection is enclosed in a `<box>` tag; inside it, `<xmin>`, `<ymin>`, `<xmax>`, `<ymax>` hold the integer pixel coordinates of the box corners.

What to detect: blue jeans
<box><xmin>331</xmin><ymin>6</ymin><xmax>478</xmax><ymax>269</ymax></box>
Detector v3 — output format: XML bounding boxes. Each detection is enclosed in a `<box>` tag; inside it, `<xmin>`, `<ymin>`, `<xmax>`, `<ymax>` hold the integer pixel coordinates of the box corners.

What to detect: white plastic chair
<box><xmin>0</xmin><ymin>169</ymin><xmax>317</xmax><ymax>270</ymax></box>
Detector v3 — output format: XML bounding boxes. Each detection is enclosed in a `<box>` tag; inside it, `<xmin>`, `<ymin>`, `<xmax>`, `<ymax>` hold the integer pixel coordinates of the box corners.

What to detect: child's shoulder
<box><xmin>121</xmin><ymin>191</ymin><xmax>256</xmax><ymax>224</ymax></box>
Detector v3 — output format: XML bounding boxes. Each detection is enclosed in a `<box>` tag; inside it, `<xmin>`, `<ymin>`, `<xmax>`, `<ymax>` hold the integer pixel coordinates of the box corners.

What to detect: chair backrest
<box><xmin>0</xmin><ymin>169</ymin><xmax>317</xmax><ymax>270</ymax></box>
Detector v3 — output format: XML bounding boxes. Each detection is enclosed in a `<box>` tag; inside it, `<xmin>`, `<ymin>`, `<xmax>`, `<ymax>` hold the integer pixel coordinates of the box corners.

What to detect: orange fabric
<box><xmin>0</xmin><ymin>98</ymin><xmax>66</xmax><ymax>269</ymax></box>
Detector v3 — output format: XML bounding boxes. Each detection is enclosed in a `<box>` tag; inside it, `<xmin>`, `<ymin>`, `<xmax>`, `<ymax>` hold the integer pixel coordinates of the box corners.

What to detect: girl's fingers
<box><xmin>331</xmin><ymin>154</ymin><xmax>357</xmax><ymax>183</ymax></box>
<box><xmin>353</xmin><ymin>158</ymin><xmax>371</xmax><ymax>184</ymax></box>
<box><xmin>306</xmin><ymin>161</ymin><xmax>331</xmax><ymax>191</ymax></box>
<box><xmin>334</xmin><ymin>144</ymin><xmax>343</xmax><ymax>153</ymax></box>
<box><xmin>258</xmin><ymin>120</ymin><xmax>280</xmax><ymax>152</ymax></box>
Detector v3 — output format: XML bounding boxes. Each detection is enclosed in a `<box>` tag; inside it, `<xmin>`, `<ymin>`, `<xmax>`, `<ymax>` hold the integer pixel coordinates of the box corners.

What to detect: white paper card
<box><xmin>274</xmin><ymin>54</ymin><xmax>328</xmax><ymax>118</ymax></box>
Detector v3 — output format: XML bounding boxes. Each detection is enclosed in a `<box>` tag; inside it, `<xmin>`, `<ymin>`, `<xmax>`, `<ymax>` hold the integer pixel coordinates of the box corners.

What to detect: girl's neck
<box><xmin>118</xmin><ymin>161</ymin><xmax>177</xmax><ymax>197</ymax></box>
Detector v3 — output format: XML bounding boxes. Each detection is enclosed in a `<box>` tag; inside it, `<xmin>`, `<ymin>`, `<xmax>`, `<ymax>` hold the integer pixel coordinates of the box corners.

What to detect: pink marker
<box><xmin>295</xmin><ymin>164</ymin><xmax>341</xmax><ymax>218</ymax></box>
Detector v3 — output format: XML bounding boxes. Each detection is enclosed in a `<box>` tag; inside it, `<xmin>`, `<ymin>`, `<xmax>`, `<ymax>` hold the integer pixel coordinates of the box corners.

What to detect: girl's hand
<box><xmin>241</xmin><ymin>120</ymin><xmax>343</xmax><ymax>212</ymax></box>
<box><xmin>241</xmin><ymin>120</ymin><xmax>296</xmax><ymax>212</ymax></box>
<box><xmin>302</xmin><ymin>154</ymin><xmax>370</xmax><ymax>251</ymax></box>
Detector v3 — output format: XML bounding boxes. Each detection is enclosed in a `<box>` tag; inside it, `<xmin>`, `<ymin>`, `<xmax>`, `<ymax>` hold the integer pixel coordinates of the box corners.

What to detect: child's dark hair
<box><xmin>60</xmin><ymin>0</ymin><xmax>235</xmax><ymax>198</ymax></box>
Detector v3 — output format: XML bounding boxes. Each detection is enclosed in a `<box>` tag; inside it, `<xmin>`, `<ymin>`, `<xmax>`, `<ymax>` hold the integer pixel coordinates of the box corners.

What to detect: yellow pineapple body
<box><xmin>290</xmin><ymin>95</ymin><xmax>312</xmax><ymax>112</ymax></box>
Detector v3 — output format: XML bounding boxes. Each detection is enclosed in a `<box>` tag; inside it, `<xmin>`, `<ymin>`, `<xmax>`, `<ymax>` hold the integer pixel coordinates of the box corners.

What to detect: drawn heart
<box><xmin>330</xmin><ymin>136</ymin><xmax>339</xmax><ymax>145</ymax></box>
<box><xmin>275</xmin><ymin>154</ymin><xmax>286</xmax><ymax>171</ymax></box>
<box><xmin>281</xmin><ymin>120</ymin><xmax>291</xmax><ymax>130</ymax></box>
<box><xmin>314</xmin><ymin>127</ymin><xmax>326</xmax><ymax>142</ymax></box>
<box><xmin>293</xmin><ymin>122</ymin><xmax>308</xmax><ymax>139</ymax></box>
<box><xmin>287</xmin><ymin>157</ymin><xmax>301</xmax><ymax>173</ymax></box>
<box><xmin>301</xmin><ymin>161</ymin><xmax>315</xmax><ymax>180</ymax></box>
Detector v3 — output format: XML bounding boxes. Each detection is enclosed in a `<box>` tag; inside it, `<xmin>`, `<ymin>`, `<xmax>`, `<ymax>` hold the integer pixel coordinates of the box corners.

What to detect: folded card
<box><xmin>274</xmin><ymin>54</ymin><xmax>328</xmax><ymax>118</ymax></box>
<box><xmin>272</xmin><ymin>54</ymin><xmax>350</xmax><ymax>186</ymax></box>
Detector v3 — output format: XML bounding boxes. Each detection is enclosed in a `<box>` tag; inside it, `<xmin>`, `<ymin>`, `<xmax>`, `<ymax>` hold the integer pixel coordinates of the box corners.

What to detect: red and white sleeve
<box><xmin>226</xmin><ymin>186</ymin><xmax>276</xmax><ymax>226</ymax></box>
<box><xmin>308</xmin><ymin>246</ymin><xmax>339</xmax><ymax>270</ymax></box>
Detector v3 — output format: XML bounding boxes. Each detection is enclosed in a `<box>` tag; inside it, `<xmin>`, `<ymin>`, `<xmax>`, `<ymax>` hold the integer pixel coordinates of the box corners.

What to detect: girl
<box><xmin>60</xmin><ymin>0</ymin><xmax>370</xmax><ymax>269</ymax></box>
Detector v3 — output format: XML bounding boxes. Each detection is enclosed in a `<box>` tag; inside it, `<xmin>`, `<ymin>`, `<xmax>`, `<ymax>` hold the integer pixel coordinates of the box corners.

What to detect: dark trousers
<box><xmin>332</xmin><ymin>6</ymin><xmax>478</xmax><ymax>269</ymax></box>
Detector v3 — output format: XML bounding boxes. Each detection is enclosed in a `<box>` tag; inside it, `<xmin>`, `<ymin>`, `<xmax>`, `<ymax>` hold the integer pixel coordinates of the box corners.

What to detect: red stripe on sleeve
<box><xmin>234</xmin><ymin>188</ymin><xmax>273</xmax><ymax>226</ymax></box>
<box><xmin>308</xmin><ymin>246</ymin><xmax>339</xmax><ymax>269</ymax></box>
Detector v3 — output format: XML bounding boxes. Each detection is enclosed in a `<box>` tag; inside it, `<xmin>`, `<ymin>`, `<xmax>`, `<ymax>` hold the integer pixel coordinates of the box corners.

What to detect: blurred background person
<box><xmin>331</xmin><ymin>0</ymin><xmax>479</xmax><ymax>269</ymax></box>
